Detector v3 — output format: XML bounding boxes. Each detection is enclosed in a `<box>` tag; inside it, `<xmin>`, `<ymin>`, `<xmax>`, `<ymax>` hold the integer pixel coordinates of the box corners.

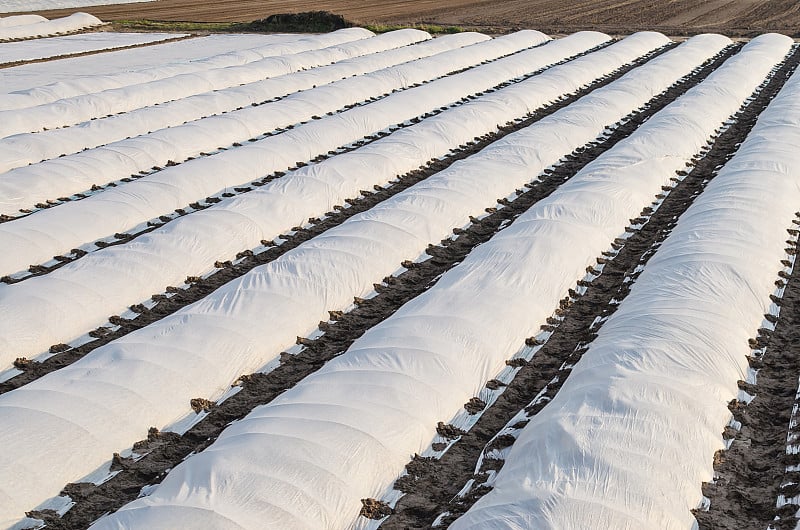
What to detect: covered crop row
<box><xmin>404</xmin><ymin>41</ymin><xmax>800</xmax><ymax>530</ymax></box>
<box><xmin>37</xmin><ymin>38</ymin><xmax>695</xmax><ymax>527</ymax></box>
<box><xmin>0</xmin><ymin>15</ymin><xmax>46</xmax><ymax>27</ymax></box>
<box><xmin>0</xmin><ymin>33</ymin><xmax>323</xmax><ymax>109</ymax></box>
<box><xmin>0</xmin><ymin>27</ymin><xmax>397</xmax><ymax>137</ymax></box>
<box><xmin>0</xmin><ymin>34</ymin><xmax>302</xmax><ymax>94</ymax></box>
<box><xmin>0</xmin><ymin>32</ymin><xmax>729</xmax><ymax>529</ymax></box>
<box><xmin>693</xmin><ymin>49</ymin><xmax>800</xmax><ymax>526</ymax></box>
<box><xmin>452</xmin><ymin>37</ymin><xmax>800</xmax><ymax>530</ymax></box>
<box><xmin>0</xmin><ymin>32</ymin><xmax>671</xmax><ymax>371</ymax></box>
<box><xmin>0</xmin><ymin>32</ymin><xmax>190</xmax><ymax>65</ymax></box>
<box><xmin>381</xmin><ymin>49</ymin><xmax>768</xmax><ymax>522</ymax></box>
<box><xmin>89</xmin><ymin>34</ymin><xmax>789</xmax><ymax>530</ymax></box>
<box><xmin>703</xmin><ymin>218</ymin><xmax>800</xmax><ymax>529</ymax></box>
<box><xmin>0</xmin><ymin>0</ymin><xmax>155</xmax><ymax>12</ymax></box>
<box><xmin>0</xmin><ymin>12</ymin><xmax>101</xmax><ymax>41</ymax></box>
<box><xmin>0</xmin><ymin>30</ymin><xmax>558</xmax><ymax>277</ymax></box>
<box><xmin>0</xmin><ymin>31</ymin><xmax>485</xmax><ymax>176</ymax></box>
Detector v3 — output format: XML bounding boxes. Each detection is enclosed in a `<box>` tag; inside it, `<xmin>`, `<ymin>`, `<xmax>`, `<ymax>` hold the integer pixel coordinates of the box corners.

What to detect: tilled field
<box><xmin>2</xmin><ymin>22</ymin><xmax>800</xmax><ymax>530</ymax></box>
<box><xmin>22</xmin><ymin>0</ymin><xmax>800</xmax><ymax>36</ymax></box>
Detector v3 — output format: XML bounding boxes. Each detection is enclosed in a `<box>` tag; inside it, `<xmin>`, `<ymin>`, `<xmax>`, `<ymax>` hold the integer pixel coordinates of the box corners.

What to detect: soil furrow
<box><xmin>23</xmin><ymin>44</ymin><xmax>735</xmax><ymax>530</ymax></box>
<box><xmin>0</xmin><ymin>38</ymin><xmax>593</xmax><ymax>283</ymax></box>
<box><xmin>694</xmin><ymin>54</ymin><xmax>800</xmax><ymax>530</ymax></box>
<box><xmin>0</xmin><ymin>40</ymin><xmax>642</xmax><ymax>391</ymax></box>
<box><xmin>381</xmin><ymin>44</ymin><xmax>800</xmax><ymax>529</ymax></box>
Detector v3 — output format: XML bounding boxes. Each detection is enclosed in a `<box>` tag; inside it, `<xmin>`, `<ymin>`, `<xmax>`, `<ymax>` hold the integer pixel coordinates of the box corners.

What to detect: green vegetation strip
<box><xmin>112</xmin><ymin>11</ymin><xmax>468</xmax><ymax>35</ymax></box>
<box><xmin>112</xmin><ymin>20</ymin><xmax>242</xmax><ymax>32</ymax></box>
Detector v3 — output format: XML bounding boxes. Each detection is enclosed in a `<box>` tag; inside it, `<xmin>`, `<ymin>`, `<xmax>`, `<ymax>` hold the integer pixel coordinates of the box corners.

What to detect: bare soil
<box><xmin>19</xmin><ymin>0</ymin><xmax>800</xmax><ymax>37</ymax></box>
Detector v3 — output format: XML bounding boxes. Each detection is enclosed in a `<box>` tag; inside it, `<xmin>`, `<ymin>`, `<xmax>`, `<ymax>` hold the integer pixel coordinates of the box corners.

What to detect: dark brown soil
<box><xmin>695</xmin><ymin>49</ymin><xmax>800</xmax><ymax>530</ymax></box>
<box><xmin>384</xmin><ymin>41</ymin><xmax>796</xmax><ymax>528</ymax></box>
<box><xmin>26</xmin><ymin>42</ymin><xmax>707</xmax><ymax>529</ymax></box>
<box><xmin>19</xmin><ymin>0</ymin><xmax>800</xmax><ymax>38</ymax></box>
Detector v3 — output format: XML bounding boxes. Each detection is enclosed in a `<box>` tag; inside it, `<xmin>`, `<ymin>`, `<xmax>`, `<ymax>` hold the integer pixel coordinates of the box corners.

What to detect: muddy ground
<box><xmin>19</xmin><ymin>0</ymin><xmax>800</xmax><ymax>37</ymax></box>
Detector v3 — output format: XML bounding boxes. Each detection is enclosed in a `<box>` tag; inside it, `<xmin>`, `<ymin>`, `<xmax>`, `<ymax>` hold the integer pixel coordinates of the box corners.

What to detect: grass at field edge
<box><xmin>111</xmin><ymin>19</ymin><xmax>469</xmax><ymax>35</ymax></box>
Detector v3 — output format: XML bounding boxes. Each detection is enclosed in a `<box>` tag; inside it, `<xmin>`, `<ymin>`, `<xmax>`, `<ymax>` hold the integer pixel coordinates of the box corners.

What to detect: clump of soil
<box><xmin>360</xmin><ymin>498</ymin><xmax>393</xmax><ymax>519</ymax></box>
<box><xmin>244</xmin><ymin>11</ymin><xmax>351</xmax><ymax>33</ymax></box>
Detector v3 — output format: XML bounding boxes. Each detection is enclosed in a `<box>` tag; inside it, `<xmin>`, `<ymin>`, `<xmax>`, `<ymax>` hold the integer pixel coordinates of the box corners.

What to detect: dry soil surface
<box><xmin>18</xmin><ymin>0</ymin><xmax>800</xmax><ymax>36</ymax></box>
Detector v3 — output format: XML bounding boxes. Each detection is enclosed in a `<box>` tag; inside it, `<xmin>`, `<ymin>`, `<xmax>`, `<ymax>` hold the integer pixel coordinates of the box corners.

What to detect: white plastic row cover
<box><xmin>0</xmin><ymin>31</ymin><xmax>339</xmax><ymax>108</ymax></box>
<box><xmin>0</xmin><ymin>27</ymin><xmax>409</xmax><ymax>137</ymax></box>
<box><xmin>452</xmin><ymin>33</ymin><xmax>798</xmax><ymax>530</ymax></box>
<box><xmin>0</xmin><ymin>33</ymin><xmax>729</xmax><ymax>529</ymax></box>
<box><xmin>0</xmin><ymin>32</ymin><xmax>197</xmax><ymax>65</ymax></box>
<box><xmin>0</xmin><ymin>14</ymin><xmax>46</xmax><ymax>28</ymax></box>
<box><xmin>0</xmin><ymin>12</ymin><xmax>101</xmax><ymax>41</ymax></box>
<box><xmin>0</xmin><ymin>32</ymin><xmax>484</xmax><ymax>189</ymax></box>
<box><xmin>0</xmin><ymin>32</ymin><xmax>668</xmax><ymax>382</ymax></box>
<box><xmin>0</xmin><ymin>30</ymin><xmax>554</xmax><ymax>275</ymax></box>
<box><xmin>103</xmin><ymin>33</ymin><xmax>787</xmax><ymax>530</ymax></box>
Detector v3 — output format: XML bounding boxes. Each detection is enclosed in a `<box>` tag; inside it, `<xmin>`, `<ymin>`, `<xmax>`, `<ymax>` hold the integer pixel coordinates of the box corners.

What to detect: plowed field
<box><xmin>21</xmin><ymin>0</ymin><xmax>800</xmax><ymax>36</ymax></box>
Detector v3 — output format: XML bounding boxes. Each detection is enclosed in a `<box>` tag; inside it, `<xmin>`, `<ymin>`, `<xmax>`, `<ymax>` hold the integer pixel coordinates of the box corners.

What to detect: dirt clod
<box><xmin>360</xmin><ymin>498</ymin><xmax>393</xmax><ymax>520</ymax></box>
<box><xmin>189</xmin><ymin>398</ymin><xmax>215</xmax><ymax>413</ymax></box>
<box><xmin>464</xmin><ymin>397</ymin><xmax>487</xmax><ymax>414</ymax></box>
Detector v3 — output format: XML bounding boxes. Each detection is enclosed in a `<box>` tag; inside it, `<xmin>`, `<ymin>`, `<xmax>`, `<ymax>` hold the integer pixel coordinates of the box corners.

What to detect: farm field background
<box><xmin>1</xmin><ymin>3</ymin><xmax>800</xmax><ymax>530</ymax></box>
<box><xmin>18</xmin><ymin>0</ymin><xmax>800</xmax><ymax>37</ymax></box>
<box><xmin>0</xmin><ymin>0</ymin><xmax>153</xmax><ymax>15</ymax></box>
